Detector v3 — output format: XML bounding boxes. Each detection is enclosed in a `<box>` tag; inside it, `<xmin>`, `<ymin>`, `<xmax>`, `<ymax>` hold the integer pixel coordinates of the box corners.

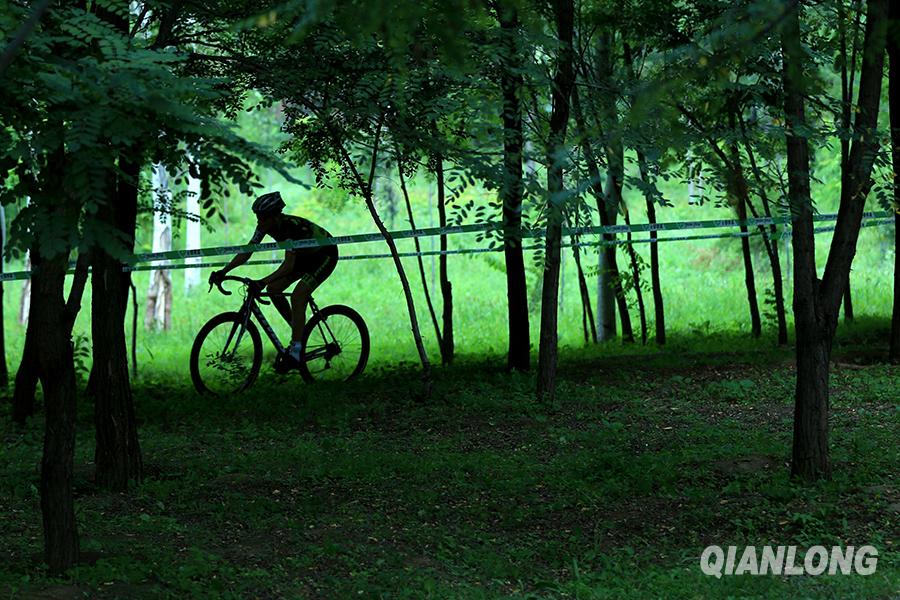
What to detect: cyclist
<box><xmin>209</xmin><ymin>191</ymin><xmax>337</xmax><ymax>373</ymax></box>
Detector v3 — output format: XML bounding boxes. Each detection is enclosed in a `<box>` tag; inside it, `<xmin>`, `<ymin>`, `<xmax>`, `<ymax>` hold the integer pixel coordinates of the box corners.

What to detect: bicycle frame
<box><xmin>223</xmin><ymin>289</ymin><xmax>339</xmax><ymax>363</ymax></box>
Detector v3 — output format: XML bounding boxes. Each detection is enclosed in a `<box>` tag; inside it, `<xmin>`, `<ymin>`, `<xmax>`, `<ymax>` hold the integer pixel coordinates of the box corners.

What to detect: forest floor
<box><xmin>1</xmin><ymin>324</ymin><xmax>898</xmax><ymax>599</ymax></box>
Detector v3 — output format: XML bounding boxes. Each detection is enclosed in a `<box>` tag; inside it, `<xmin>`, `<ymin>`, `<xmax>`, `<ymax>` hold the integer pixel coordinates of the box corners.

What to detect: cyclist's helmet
<box><xmin>251</xmin><ymin>191</ymin><xmax>285</xmax><ymax>216</ymax></box>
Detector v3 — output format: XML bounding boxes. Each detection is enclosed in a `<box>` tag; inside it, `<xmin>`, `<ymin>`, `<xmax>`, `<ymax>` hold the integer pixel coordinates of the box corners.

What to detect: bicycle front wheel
<box><xmin>190</xmin><ymin>311</ymin><xmax>262</xmax><ymax>395</ymax></box>
<box><xmin>299</xmin><ymin>305</ymin><xmax>369</xmax><ymax>383</ymax></box>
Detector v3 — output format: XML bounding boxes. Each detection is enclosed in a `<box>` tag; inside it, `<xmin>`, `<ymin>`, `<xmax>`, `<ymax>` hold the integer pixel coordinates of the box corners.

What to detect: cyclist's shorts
<box><xmin>292</xmin><ymin>246</ymin><xmax>338</xmax><ymax>290</ymax></box>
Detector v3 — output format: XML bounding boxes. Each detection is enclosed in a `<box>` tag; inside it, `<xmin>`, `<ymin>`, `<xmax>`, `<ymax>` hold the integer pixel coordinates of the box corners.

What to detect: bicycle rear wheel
<box><xmin>190</xmin><ymin>312</ymin><xmax>262</xmax><ymax>395</ymax></box>
<box><xmin>298</xmin><ymin>305</ymin><xmax>369</xmax><ymax>383</ymax></box>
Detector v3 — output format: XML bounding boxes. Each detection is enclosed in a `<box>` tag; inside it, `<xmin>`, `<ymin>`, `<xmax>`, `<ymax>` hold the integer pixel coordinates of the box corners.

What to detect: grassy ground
<box><xmin>1</xmin><ymin>322</ymin><xmax>897</xmax><ymax>599</ymax></box>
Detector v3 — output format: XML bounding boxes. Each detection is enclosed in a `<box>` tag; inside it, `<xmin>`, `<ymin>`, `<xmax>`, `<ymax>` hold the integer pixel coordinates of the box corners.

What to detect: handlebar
<box><xmin>208</xmin><ymin>275</ymin><xmax>271</xmax><ymax>305</ymax></box>
<box><xmin>209</xmin><ymin>275</ymin><xmax>252</xmax><ymax>296</ymax></box>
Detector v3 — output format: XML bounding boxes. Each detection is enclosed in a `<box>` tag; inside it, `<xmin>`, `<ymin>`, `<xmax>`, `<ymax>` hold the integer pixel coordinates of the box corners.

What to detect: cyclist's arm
<box><xmin>260</xmin><ymin>252</ymin><xmax>296</xmax><ymax>285</ymax></box>
<box><xmin>219</xmin><ymin>229</ymin><xmax>263</xmax><ymax>275</ymax></box>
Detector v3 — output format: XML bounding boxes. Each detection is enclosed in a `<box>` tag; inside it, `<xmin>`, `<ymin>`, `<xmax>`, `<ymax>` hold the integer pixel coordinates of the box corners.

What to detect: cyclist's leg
<box><xmin>290</xmin><ymin>248</ymin><xmax>338</xmax><ymax>344</ymax></box>
<box><xmin>266</xmin><ymin>277</ymin><xmax>296</xmax><ymax>325</ymax></box>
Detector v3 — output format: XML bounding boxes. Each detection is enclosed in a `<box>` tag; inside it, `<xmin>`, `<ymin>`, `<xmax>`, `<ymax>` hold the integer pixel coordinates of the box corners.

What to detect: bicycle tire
<box><xmin>190</xmin><ymin>311</ymin><xmax>263</xmax><ymax>395</ymax></box>
<box><xmin>298</xmin><ymin>305</ymin><xmax>370</xmax><ymax>383</ymax></box>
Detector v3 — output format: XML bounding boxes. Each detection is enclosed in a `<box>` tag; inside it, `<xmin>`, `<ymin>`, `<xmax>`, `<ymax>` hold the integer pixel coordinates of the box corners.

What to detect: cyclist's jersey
<box><xmin>249</xmin><ymin>215</ymin><xmax>332</xmax><ymax>257</ymax></box>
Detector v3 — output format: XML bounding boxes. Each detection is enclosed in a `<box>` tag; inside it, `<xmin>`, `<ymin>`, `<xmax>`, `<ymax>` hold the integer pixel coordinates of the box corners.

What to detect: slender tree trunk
<box><xmin>571</xmin><ymin>85</ymin><xmax>633</xmax><ymax>342</ymax></box>
<box><xmin>146</xmin><ymin>164</ymin><xmax>172</xmax><ymax>331</ymax></box>
<box><xmin>738</xmin><ymin>118</ymin><xmax>789</xmax><ymax>346</ymax></box>
<box><xmin>0</xmin><ymin>204</ymin><xmax>7</xmax><ymax>387</ymax></box>
<box><xmin>184</xmin><ymin>153</ymin><xmax>202</xmax><ymax>291</ymax></box>
<box><xmin>782</xmin><ymin>0</ymin><xmax>887</xmax><ymax>481</ymax></box>
<box><xmin>839</xmin><ymin>0</ymin><xmax>862</xmax><ymax>324</ymax></box>
<box><xmin>91</xmin><ymin>156</ymin><xmax>143</xmax><ymax>491</ymax></box>
<box><xmin>623</xmin><ymin>212</ymin><xmax>648</xmax><ymax>344</ymax></box>
<box><xmin>572</xmin><ymin>238</ymin><xmax>597</xmax><ymax>344</ymax></box>
<box><xmin>499</xmin><ymin>6</ymin><xmax>530</xmax><ymax>370</ymax></box>
<box><xmin>889</xmin><ymin>0</ymin><xmax>900</xmax><ymax>363</ymax></box>
<box><xmin>396</xmin><ymin>152</ymin><xmax>443</xmax><ymax>350</ymax></box>
<box><xmin>434</xmin><ymin>156</ymin><xmax>454</xmax><ymax>365</ymax></box>
<box><xmin>595</xmin><ymin>33</ymin><xmax>635</xmax><ymax>343</ymax></box>
<box><xmin>636</xmin><ymin>152</ymin><xmax>666</xmax><ymax>344</ymax></box>
<box><xmin>536</xmin><ymin>0</ymin><xmax>575</xmax><ymax>400</ymax></box>
<box><xmin>324</xmin><ymin>116</ymin><xmax>432</xmax><ymax>379</ymax></box>
<box><xmin>19</xmin><ymin>252</ymin><xmax>31</xmax><ymax>324</ymax></box>
<box><xmin>732</xmin><ymin>163</ymin><xmax>762</xmax><ymax>339</ymax></box>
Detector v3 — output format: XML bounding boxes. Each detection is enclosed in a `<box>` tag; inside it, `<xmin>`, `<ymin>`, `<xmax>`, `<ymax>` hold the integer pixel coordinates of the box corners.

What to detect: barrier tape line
<box><xmin>126</xmin><ymin>210</ymin><xmax>895</xmax><ymax>265</ymax></box>
<box><xmin>123</xmin><ymin>215</ymin><xmax>896</xmax><ymax>272</ymax></box>
<box><xmin>0</xmin><ymin>213</ymin><xmax>894</xmax><ymax>282</ymax></box>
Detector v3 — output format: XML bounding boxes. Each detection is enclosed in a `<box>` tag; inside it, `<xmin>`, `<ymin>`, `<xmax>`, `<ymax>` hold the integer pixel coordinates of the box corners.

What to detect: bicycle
<box><xmin>190</xmin><ymin>275</ymin><xmax>369</xmax><ymax>394</ymax></box>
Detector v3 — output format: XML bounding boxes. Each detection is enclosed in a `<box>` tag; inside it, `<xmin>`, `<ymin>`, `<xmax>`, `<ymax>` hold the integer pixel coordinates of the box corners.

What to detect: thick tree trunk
<box><xmin>12</xmin><ymin>332</ymin><xmax>38</xmax><ymax>424</ymax></box>
<box><xmin>32</xmin><ymin>249</ymin><xmax>80</xmax><ymax>573</ymax></box>
<box><xmin>91</xmin><ymin>157</ymin><xmax>143</xmax><ymax>491</ymax></box>
<box><xmin>888</xmin><ymin>1</ymin><xmax>899</xmax><ymax>363</ymax></box>
<box><xmin>499</xmin><ymin>6</ymin><xmax>530</xmax><ymax>370</ymax></box>
<box><xmin>536</xmin><ymin>0</ymin><xmax>575</xmax><ymax>400</ymax></box>
<box><xmin>782</xmin><ymin>2</ymin><xmax>830</xmax><ymax>481</ymax></box>
<box><xmin>782</xmin><ymin>0</ymin><xmax>887</xmax><ymax>481</ymax></box>
<box><xmin>435</xmin><ymin>157</ymin><xmax>454</xmax><ymax>365</ymax></box>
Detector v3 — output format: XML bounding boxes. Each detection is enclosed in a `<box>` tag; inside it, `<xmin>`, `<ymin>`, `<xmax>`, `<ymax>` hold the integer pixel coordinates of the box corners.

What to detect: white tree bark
<box><xmin>184</xmin><ymin>156</ymin><xmax>202</xmax><ymax>291</ymax></box>
<box><xmin>146</xmin><ymin>164</ymin><xmax>173</xmax><ymax>331</ymax></box>
<box><xmin>18</xmin><ymin>197</ymin><xmax>30</xmax><ymax>325</ymax></box>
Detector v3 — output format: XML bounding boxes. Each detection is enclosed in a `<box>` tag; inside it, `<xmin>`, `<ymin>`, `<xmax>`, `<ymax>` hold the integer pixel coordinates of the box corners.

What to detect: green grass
<box><xmin>0</xmin><ymin>138</ymin><xmax>896</xmax><ymax>597</ymax></box>
<box><xmin>1</xmin><ymin>327</ymin><xmax>897</xmax><ymax>598</ymax></box>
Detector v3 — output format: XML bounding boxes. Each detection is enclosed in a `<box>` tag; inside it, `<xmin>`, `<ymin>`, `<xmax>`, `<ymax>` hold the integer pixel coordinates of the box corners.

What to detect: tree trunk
<box><xmin>91</xmin><ymin>156</ymin><xmax>143</xmax><ymax>491</ymax></box>
<box><xmin>738</xmin><ymin>118</ymin><xmax>789</xmax><ymax>346</ymax></box>
<box><xmin>12</xmin><ymin>331</ymin><xmax>38</xmax><ymax>424</ymax></box>
<box><xmin>499</xmin><ymin>5</ymin><xmax>530</xmax><ymax>371</ymax></box>
<box><xmin>570</xmin><ymin>85</ymin><xmax>633</xmax><ymax>343</ymax></box>
<box><xmin>782</xmin><ymin>0</ymin><xmax>887</xmax><ymax>481</ymax></box>
<box><xmin>324</xmin><ymin>117</ymin><xmax>432</xmax><ymax>380</ymax></box>
<box><xmin>733</xmin><ymin>168</ymin><xmax>762</xmax><ymax>338</ymax></box>
<box><xmin>595</xmin><ymin>32</ymin><xmax>634</xmax><ymax>344</ymax></box>
<box><xmin>32</xmin><ymin>249</ymin><xmax>80</xmax><ymax>573</ymax></box>
<box><xmin>435</xmin><ymin>156</ymin><xmax>454</xmax><ymax>365</ymax></box>
<box><xmin>145</xmin><ymin>164</ymin><xmax>172</xmax><ymax>331</ymax></box>
<box><xmin>636</xmin><ymin>152</ymin><xmax>666</xmax><ymax>344</ymax></box>
<box><xmin>536</xmin><ymin>0</ymin><xmax>575</xmax><ymax>400</ymax></box>
<box><xmin>396</xmin><ymin>152</ymin><xmax>443</xmax><ymax>351</ymax></box>
<box><xmin>184</xmin><ymin>153</ymin><xmax>202</xmax><ymax>291</ymax></box>
<box><xmin>842</xmin><ymin>284</ymin><xmax>854</xmax><ymax>321</ymax></box>
<box><xmin>572</xmin><ymin>239</ymin><xmax>597</xmax><ymax>344</ymax></box>
<box><xmin>623</xmin><ymin>212</ymin><xmax>648</xmax><ymax>345</ymax></box>
<box><xmin>19</xmin><ymin>252</ymin><xmax>31</xmax><ymax>324</ymax></box>
<box><xmin>889</xmin><ymin>0</ymin><xmax>900</xmax><ymax>363</ymax></box>
<box><xmin>839</xmin><ymin>0</ymin><xmax>862</xmax><ymax>324</ymax></box>
<box><xmin>0</xmin><ymin>204</ymin><xmax>7</xmax><ymax>387</ymax></box>
<box><xmin>782</xmin><ymin>1</ymin><xmax>830</xmax><ymax>481</ymax></box>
